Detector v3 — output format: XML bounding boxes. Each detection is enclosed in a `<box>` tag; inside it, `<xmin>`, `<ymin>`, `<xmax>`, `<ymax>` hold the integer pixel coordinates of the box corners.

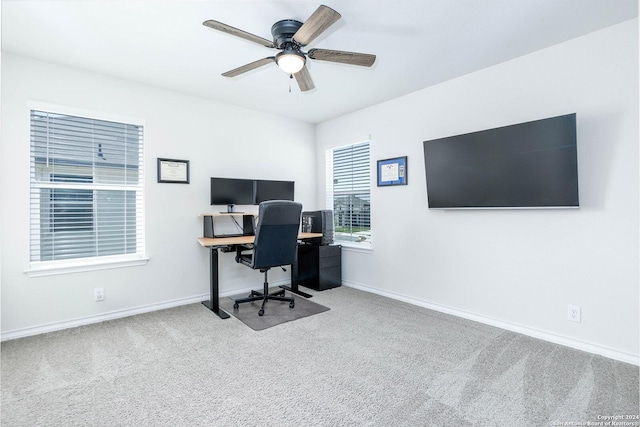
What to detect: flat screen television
<box><xmin>253</xmin><ymin>179</ymin><xmax>295</xmax><ymax>204</ymax></box>
<box><xmin>210</xmin><ymin>177</ymin><xmax>254</xmax><ymax>207</ymax></box>
<box><xmin>423</xmin><ymin>113</ymin><xmax>579</xmax><ymax>209</ymax></box>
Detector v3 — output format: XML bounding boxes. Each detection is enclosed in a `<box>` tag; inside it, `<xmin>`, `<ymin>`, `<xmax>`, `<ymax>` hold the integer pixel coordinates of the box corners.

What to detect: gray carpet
<box><xmin>1</xmin><ymin>286</ymin><xmax>638</xmax><ymax>427</ymax></box>
<box><xmin>219</xmin><ymin>289</ymin><xmax>330</xmax><ymax>330</ymax></box>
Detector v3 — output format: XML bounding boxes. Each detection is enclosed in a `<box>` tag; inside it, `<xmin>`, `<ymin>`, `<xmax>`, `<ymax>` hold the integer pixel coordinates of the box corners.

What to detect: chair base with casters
<box><xmin>233</xmin><ymin>268</ymin><xmax>295</xmax><ymax>317</ymax></box>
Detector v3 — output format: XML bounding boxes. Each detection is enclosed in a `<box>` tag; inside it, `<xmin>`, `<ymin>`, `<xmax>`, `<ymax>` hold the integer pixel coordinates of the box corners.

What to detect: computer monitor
<box><xmin>253</xmin><ymin>180</ymin><xmax>295</xmax><ymax>204</ymax></box>
<box><xmin>210</xmin><ymin>177</ymin><xmax>254</xmax><ymax>211</ymax></box>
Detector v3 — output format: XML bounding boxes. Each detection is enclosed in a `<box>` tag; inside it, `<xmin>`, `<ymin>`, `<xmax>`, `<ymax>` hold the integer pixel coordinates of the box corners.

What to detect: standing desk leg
<box><xmin>280</xmin><ymin>257</ymin><xmax>313</xmax><ymax>299</ymax></box>
<box><xmin>201</xmin><ymin>247</ymin><xmax>231</xmax><ymax>319</ymax></box>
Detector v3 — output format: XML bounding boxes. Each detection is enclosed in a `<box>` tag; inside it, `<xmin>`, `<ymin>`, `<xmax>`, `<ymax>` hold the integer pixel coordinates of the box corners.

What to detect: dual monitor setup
<box><xmin>211</xmin><ymin>177</ymin><xmax>294</xmax><ymax>213</ymax></box>
<box><xmin>207</xmin><ymin>177</ymin><xmax>334</xmax><ymax>243</ymax></box>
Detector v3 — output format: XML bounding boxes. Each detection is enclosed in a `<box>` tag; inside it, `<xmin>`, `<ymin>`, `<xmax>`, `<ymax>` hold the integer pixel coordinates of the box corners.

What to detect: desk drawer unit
<box><xmin>297</xmin><ymin>244</ymin><xmax>342</xmax><ymax>291</ymax></box>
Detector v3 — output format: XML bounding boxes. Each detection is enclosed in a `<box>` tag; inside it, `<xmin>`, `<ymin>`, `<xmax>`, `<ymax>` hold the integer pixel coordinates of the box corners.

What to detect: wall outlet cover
<box><xmin>567</xmin><ymin>304</ymin><xmax>581</xmax><ymax>323</ymax></box>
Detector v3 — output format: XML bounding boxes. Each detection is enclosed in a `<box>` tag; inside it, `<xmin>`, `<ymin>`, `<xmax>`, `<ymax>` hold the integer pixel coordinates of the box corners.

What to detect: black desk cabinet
<box><xmin>297</xmin><ymin>244</ymin><xmax>342</xmax><ymax>291</ymax></box>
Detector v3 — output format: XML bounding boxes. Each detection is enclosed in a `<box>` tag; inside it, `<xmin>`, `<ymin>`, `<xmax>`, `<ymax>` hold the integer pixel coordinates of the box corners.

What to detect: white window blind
<box><xmin>29</xmin><ymin>110</ymin><xmax>144</xmax><ymax>265</ymax></box>
<box><xmin>326</xmin><ymin>141</ymin><xmax>371</xmax><ymax>245</ymax></box>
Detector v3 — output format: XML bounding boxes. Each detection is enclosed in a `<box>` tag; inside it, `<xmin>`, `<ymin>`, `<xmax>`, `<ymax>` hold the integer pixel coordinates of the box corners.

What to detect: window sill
<box><xmin>25</xmin><ymin>256</ymin><xmax>149</xmax><ymax>277</ymax></box>
<box><xmin>335</xmin><ymin>242</ymin><xmax>373</xmax><ymax>253</ymax></box>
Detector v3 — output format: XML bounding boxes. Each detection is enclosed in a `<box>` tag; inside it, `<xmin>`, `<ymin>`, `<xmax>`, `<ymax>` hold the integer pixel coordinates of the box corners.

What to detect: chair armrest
<box><xmin>235</xmin><ymin>244</ymin><xmax>254</xmax><ymax>265</ymax></box>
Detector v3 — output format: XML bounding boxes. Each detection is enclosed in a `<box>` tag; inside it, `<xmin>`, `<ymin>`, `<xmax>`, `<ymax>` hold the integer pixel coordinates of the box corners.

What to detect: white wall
<box><xmin>316</xmin><ymin>19</ymin><xmax>639</xmax><ymax>363</ymax></box>
<box><xmin>0</xmin><ymin>53</ymin><xmax>316</xmax><ymax>337</ymax></box>
<box><xmin>2</xmin><ymin>20</ymin><xmax>638</xmax><ymax>364</ymax></box>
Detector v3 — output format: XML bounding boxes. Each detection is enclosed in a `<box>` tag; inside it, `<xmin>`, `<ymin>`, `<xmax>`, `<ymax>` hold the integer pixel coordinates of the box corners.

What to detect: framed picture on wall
<box><xmin>157</xmin><ymin>158</ymin><xmax>190</xmax><ymax>184</ymax></box>
<box><xmin>377</xmin><ymin>156</ymin><xmax>407</xmax><ymax>186</ymax></box>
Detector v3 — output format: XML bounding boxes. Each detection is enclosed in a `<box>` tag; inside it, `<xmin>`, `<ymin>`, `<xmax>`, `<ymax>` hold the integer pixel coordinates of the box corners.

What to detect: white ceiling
<box><xmin>2</xmin><ymin>0</ymin><xmax>637</xmax><ymax>124</ymax></box>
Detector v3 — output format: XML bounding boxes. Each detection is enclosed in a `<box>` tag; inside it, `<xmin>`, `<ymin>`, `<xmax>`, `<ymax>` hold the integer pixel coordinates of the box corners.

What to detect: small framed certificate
<box><xmin>377</xmin><ymin>156</ymin><xmax>407</xmax><ymax>186</ymax></box>
<box><xmin>157</xmin><ymin>158</ymin><xmax>190</xmax><ymax>184</ymax></box>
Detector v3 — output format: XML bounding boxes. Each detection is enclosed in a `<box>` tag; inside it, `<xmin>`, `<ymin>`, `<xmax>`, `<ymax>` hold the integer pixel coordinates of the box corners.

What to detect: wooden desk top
<box><xmin>198</xmin><ymin>232</ymin><xmax>322</xmax><ymax>248</ymax></box>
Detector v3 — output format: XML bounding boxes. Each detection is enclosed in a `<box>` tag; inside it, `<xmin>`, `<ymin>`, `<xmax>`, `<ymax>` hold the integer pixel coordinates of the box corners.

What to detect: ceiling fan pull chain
<box><xmin>289</xmin><ymin>74</ymin><xmax>293</xmax><ymax>93</ymax></box>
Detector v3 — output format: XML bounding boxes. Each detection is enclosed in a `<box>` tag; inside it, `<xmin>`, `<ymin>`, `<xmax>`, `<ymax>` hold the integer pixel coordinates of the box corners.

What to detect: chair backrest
<box><xmin>251</xmin><ymin>200</ymin><xmax>303</xmax><ymax>269</ymax></box>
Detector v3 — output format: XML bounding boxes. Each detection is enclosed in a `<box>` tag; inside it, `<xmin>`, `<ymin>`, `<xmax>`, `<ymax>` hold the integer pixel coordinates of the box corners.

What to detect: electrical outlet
<box><xmin>567</xmin><ymin>304</ymin><xmax>581</xmax><ymax>323</ymax></box>
<box><xmin>94</xmin><ymin>288</ymin><xmax>105</xmax><ymax>302</ymax></box>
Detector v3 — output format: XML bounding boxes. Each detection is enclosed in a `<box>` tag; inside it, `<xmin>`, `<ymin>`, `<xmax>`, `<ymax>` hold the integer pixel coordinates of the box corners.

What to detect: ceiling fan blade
<box><xmin>294</xmin><ymin>65</ymin><xmax>315</xmax><ymax>92</ymax></box>
<box><xmin>203</xmin><ymin>20</ymin><xmax>275</xmax><ymax>48</ymax></box>
<box><xmin>222</xmin><ymin>57</ymin><xmax>275</xmax><ymax>77</ymax></box>
<box><xmin>308</xmin><ymin>48</ymin><xmax>376</xmax><ymax>67</ymax></box>
<box><xmin>293</xmin><ymin>5</ymin><xmax>341</xmax><ymax>46</ymax></box>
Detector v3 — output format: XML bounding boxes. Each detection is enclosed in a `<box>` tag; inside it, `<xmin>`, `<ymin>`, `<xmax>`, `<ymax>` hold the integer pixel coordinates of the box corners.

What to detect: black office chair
<box><xmin>233</xmin><ymin>200</ymin><xmax>303</xmax><ymax>316</ymax></box>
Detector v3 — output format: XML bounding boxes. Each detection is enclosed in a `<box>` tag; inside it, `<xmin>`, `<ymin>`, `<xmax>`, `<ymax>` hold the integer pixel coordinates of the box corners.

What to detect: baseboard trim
<box><xmin>0</xmin><ymin>282</ymin><xmax>291</xmax><ymax>342</ymax></box>
<box><xmin>1</xmin><ymin>294</ymin><xmax>211</xmax><ymax>342</ymax></box>
<box><xmin>343</xmin><ymin>281</ymin><xmax>640</xmax><ymax>366</ymax></box>
<box><xmin>5</xmin><ymin>281</ymin><xmax>637</xmax><ymax>366</ymax></box>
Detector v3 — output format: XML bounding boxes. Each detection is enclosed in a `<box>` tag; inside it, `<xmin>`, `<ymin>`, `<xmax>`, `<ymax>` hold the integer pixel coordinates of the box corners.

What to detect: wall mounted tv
<box><xmin>423</xmin><ymin>113</ymin><xmax>579</xmax><ymax>209</ymax></box>
<box><xmin>253</xmin><ymin>179</ymin><xmax>295</xmax><ymax>204</ymax></box>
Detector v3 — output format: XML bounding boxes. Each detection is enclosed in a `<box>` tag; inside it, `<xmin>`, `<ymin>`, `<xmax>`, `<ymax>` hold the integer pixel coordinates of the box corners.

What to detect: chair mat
<box><xmin>219</xmin><ymin>288</ymin><xmax>330</xmax><ymax>331</ymax></box>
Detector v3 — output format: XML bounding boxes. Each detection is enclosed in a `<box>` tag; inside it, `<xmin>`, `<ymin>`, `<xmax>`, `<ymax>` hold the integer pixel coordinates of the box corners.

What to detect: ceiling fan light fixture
<box><xmin>205</xmin><ymin>5</ymin><xmax>375</xmax><ymax>93</ymax></box>
<box><xmin>276</xmin><ymin>51</ymin><xmax>305</xmax><ymax>74</ymax></box>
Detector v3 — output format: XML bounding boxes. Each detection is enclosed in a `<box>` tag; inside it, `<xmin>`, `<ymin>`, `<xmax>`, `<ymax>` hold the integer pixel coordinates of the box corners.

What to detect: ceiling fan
<box><xmin>203</xmin><ymin>4</ymin><xmax>376</xmax><ymax>92</ymax></box>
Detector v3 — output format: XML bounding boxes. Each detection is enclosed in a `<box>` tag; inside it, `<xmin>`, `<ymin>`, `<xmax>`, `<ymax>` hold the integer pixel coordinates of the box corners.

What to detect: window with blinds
<box><xmin>326</xmin><ymin>141</ymin><xmax>371</xmax><ymax>245</ymax></box>
<box><xmin>29</xmin><ymin>110</ymin><xmax>144</xmax><ymax>265</ymax></box>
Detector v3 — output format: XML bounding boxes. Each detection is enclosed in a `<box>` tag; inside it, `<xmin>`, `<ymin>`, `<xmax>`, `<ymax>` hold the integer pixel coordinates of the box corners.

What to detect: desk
<box><xmin>197</xmin><ymin>232</ymin><xmax>322</xmax><ymax>319</ymax></box>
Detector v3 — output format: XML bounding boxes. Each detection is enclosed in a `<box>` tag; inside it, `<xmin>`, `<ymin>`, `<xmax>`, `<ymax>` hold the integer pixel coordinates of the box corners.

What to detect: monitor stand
<box><xmin>221</xmin><ymin>204</ymin><xmax>243</xmax><ymax>214</ymax></box>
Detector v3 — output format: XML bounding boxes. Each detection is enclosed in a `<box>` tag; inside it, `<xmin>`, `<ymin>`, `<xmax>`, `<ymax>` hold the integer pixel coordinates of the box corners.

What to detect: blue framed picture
<box><xmin>377</xmin><ymin>156</ymin><xmax>408</xmax><ymax>186</ymax></box>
